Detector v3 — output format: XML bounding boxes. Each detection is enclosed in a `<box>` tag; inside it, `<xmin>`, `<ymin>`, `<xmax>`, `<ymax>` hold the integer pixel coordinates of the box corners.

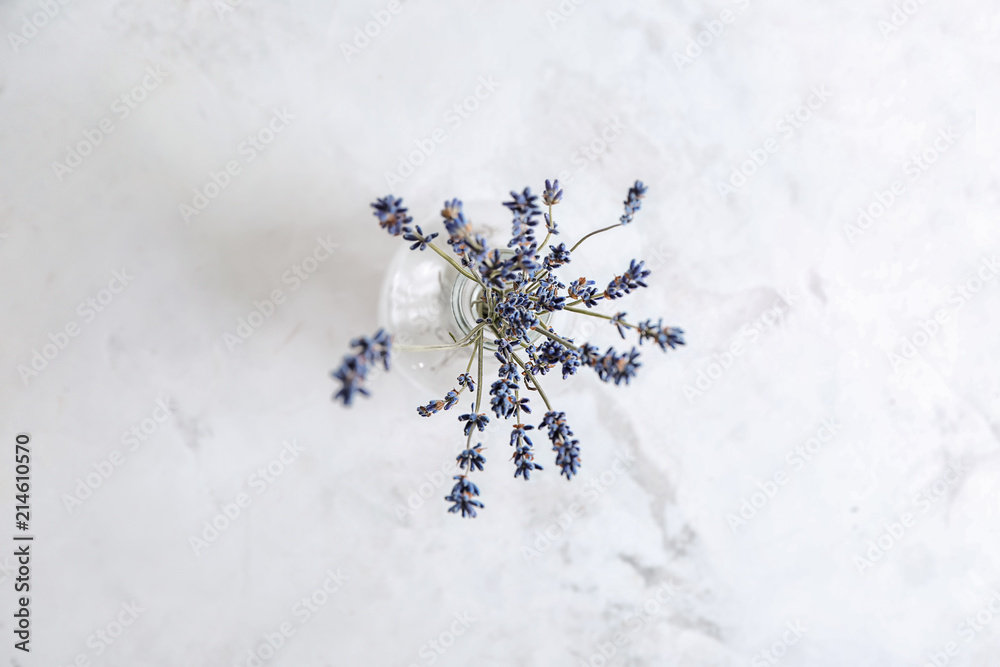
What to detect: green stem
<box><xmin>524</xmin><ymin>270</ymin><xmax>549</xmax><ymax>295</ymax></box>
<box><xmin>396</xmin><ymin>322</ymin><xmax>487</xmax><ymax>352</ymax></box>
<box><xmin>539</xmin><ymin>232</ymin><xmax>552</xmax><ymax>256</ymax></box>
<box><xmin>464</xmin><ymin>344</ymin><xmax>477</xmax><ymax>374</ymax></box>
<box><xmin>514</xmin><ymin>386</ymin><xmax>521</xmax><ymax>427</ymax></box>
<box><xmin>570</xmin><ymin>223</ymin><xmax>622</xmax><ymax>253</ymax></box>
<box><xmin>510</xmin><ymin>351</ymin><xmax>553</xmax><ymax>412</ymax></box>
<box><xmin>563</xmin><ymin>295</ymin><xmax>606</xmax><ymax>308</ymax></box>
<box><xmin>531</xmin><ymin>321</ymin><xmax>580</xmax><ymax>351</ymax></box>
<box><xmin>523</xmin><ymin>208</ymin><xmax>555</xmax><ymax>294</ymax></box>
<box><xmin>426</xmin><ymin>241</ymin><xmax>478</xmax><ymax>282</ymax></box>
<box><xmin>475</xmin><ymin>333</ymin><xmax>484</xmax><ymax>412</ymax></box>
<box><xmin>563</xmin><ymin>304</ymin><xmax>609</xmax><ymax>319</ymax></box>
<box><xmin>563</xmin><ymin>305</ymin><xmax>641</xmax><ymax>332</ymax></box>
<box><xmin>464</xmin><ymin>333</ymin><xmax>485</xmax><ymax>451</ymax></box>
<box><xmin>451</xmin><ymin>344</ymin><xmax>478</xmax><ymax>400</ymax></box>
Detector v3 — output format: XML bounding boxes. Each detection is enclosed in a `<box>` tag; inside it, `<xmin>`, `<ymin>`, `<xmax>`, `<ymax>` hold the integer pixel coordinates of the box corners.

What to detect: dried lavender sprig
<box><xmin>510</xmin><ymin>384</ymin><xmax>542</xmax><ymax>480</ymax></box>
<box><xmin>446</xmin><ymin>331</ymin><xmax>487</xmax><ymax>518</ymax></box>
<box><xmin>562</xmin><ymin>305</ymin><xmax>686</xmax><ymax>352</ymax></box>
<box><xmin>508</xmin><ymin>350</ymin><xmax>553</xmax><ymax>412</ymax></box>
<box><xmin>569</xmin><ymin>180</ymin><xmax>648</xmax><ymax>252</ymax></box>
<box><xmin>331</xmin><ymin>329</ymin><xmax>392</xmax><ymax>405</ymax></box>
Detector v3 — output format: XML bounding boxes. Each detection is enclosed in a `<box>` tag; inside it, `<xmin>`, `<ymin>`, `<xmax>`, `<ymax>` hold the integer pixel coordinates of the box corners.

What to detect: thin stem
<box><xmin>531</xmin><ymin>321</ymin><xmax>580</xmax><ymax>352</ymax></box>
<box><xmin>524</xmin><ymin>267</ymin><xmax>551</xmax><ymax>295</ymax></box>
<box><xmin>396</xmin><ymin>322</ymin><xmax>487</xmax><ymax>351</ymax></box>
<box><xmin>510</xmin><ymin>351</ymin><xmax>553</xmax><ymax>412</ymax></box>
<box><xmin>514</xmin><ymin>386</ymin><xmax>521</xmax><ymax>426</ymax></box>
<box><xmin>465</xmin><ymin>333</ymin><xmax>485</xmax><ymax>450</ymax></box>
<box><xmin>563</xmin><ymin>305</ymin><xmax>642</xmax><ymax>332</ymax></box>
<box><xmin>570</xmin><ymin>222</ymin><xmax>622</xmax><ymax>253</ymax></box>
<box><xmin>563</xmin><ymin>305</ymin><xmax>611</xmax><ymax>321</ymax></box>
<box><xmin>453</xmin><ymin>344</ymin><xmax>478</xmax><ymax>400</ymax></box>
<box><xmin>539</xmin><ymin>232</ymin><xmax>552</xmax><ymax>256</ymax></box>
<box><xmin>523</xmin><ymin>208</ymin><xmax>555</xmax><ymax>294</ymax></box>
<box><xmin>563</xmin><ymin>295</ymin><xmax>606</xmax><ymax>308</ymax></box>
<box><xmin>464</xmin><ymin>344</ymin><xmax>477</xmax><ymax>374</ymax></box>
<box><xmin>475</xmin><ymin>333</ymin><xmax>484</xmax><ymax>412</ymax></box>
<box><xmin>426</xmin><ymin>241</ymin><xmax>478</xmax><ymax>282</ymax></box>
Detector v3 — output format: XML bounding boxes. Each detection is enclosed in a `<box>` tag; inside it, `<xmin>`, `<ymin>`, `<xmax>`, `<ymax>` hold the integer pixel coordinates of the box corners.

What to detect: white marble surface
<box><xmin>2</xmin><ymin>0</ymin><xmax>1000</xmax><ymax>665</ymax></box>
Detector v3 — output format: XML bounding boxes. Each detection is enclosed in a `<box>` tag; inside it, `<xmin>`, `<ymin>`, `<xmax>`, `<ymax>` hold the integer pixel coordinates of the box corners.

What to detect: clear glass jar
<box><xmin>378</xmin><ymin>223</ymin><xmax>562</xmax><ymax>394</ymax></box>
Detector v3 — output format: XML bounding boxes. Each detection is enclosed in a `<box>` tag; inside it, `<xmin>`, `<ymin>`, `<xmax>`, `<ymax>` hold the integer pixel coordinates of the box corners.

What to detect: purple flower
<box><xmin>417</xmin><ymin>390</ymin><xmax>459</xmax><ymax>417</ymax></box>
<box><xmin>543</xmin><ymin>243</ymin><xmax>571</xmax><ymax>270</ymax></box>
<box><xmin>619</xmin><ymin>181</ymin><xmax>647</xmax><ymax>225</ymax></box>
<box><xmin>611</xmin><ymin>312</ymin><xmax>628</xmax><ymax>339</ymax></box>
<box><xmin>441</xmin><ymin>198</ymin><xmax>487</xmax><ymax>259</ymax></box>
<box><xmin>540</xmin><ymin>411</ymin><xmax>581</xmax><ymax>479</ymax></box>
<box><xmin>605</xmin><ymin>260</ymin><xmax>650</xmax><ymax>300</ymax></box>
<box><xmin>589</xmin><ymin>346</ymin><xmax>642</xmax><ymax>385</ymax></box>
<box><xmin>457</xmin><ymin>444</ymin><xmax>486</xmax><ymax>472</ymax></box>
<box><xmin>402</xmin><ymin>225</ymin><xmax>439</xmax><ymax>251</ymax></box>
<box><xmin>444</xmin><ymin>475</ymin><xmax>483</xmax><ymax>518</ymax></box>
<box><xmin>489</xmin><ymin>379</ymin><xmax>519</xmax><ymax>419</ymax></box>
<box><xmin>542</xmin><ymin>179</ymin><xmax>563</xmax><ymax>206</ymax></box>
<box><xmin>331</xmin><ymin>356</ymin><xmax>369</xmax><ymax>406</ymax></box>
<box><xmin>638</xmin><ymin>319</ymin><xmax>685</xmax><ymax>351</ymax></box>
<box><xmin>458</xmin><ymin>404</ymin><xmax>490</xmax><ymax>435</ymax></box>
<box><xmin>568</xmin><ymin>277</ymin><xmax>600</xmax><ymax>308</ymax></box>
<box><xmin>457</xmin><ymin>372</ymin><xmax>476</xmax><ymax>393</ymax></box>
<box><xmin>331</xmin><ymin>329</ymin><xmax>392</xmax><ymax>405</ymax></box>
<box><xmin>371</xmin><ymin>195</ymin><xmax>412</xmax><ymax>236</ymax></box>
<box><xmin>513</xmin><ymin>445</ymin><xmax>543</xmax><ymax>480</ymax></box>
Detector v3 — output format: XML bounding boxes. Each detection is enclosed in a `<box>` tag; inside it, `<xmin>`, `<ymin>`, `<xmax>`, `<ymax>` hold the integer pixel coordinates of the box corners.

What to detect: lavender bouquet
<box><xmin>333</xmin><ymin>180</ymin><xmax>685</xmax><ymax>518</ymax></box>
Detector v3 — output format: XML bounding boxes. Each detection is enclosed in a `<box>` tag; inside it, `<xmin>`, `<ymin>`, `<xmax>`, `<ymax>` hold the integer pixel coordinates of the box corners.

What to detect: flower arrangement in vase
<box><xmin>333</xmin><ymin>179</ymin><xmax>684</xmax><ymax>518</ymax></box>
